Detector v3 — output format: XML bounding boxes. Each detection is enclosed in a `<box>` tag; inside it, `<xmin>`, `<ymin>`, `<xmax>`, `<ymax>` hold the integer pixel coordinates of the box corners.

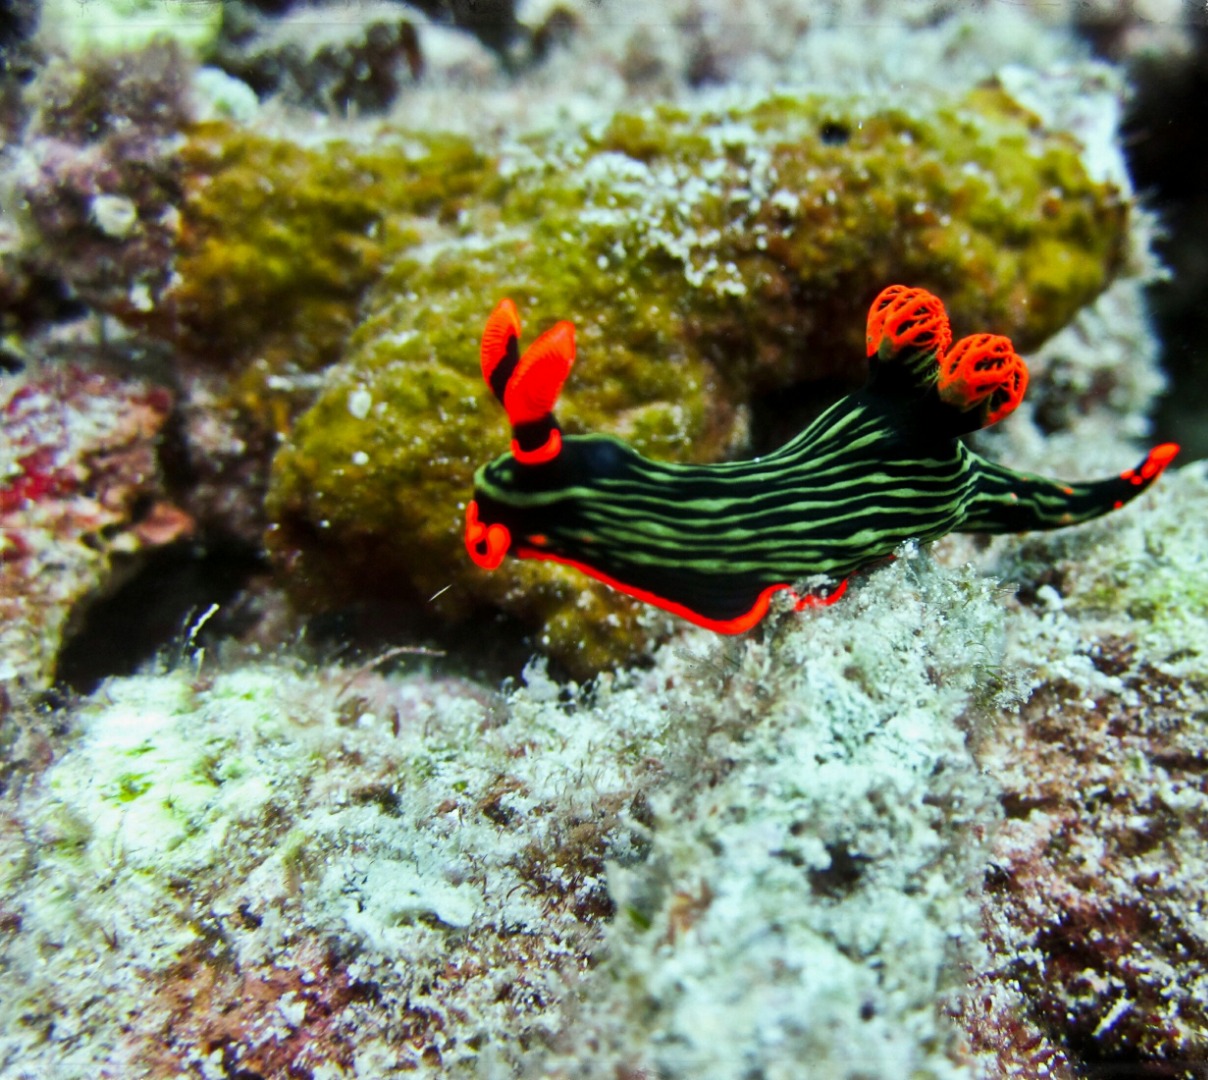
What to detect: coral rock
<box><xmin>0</xmin><ymin>367</ymin><xmax>187</xmax><ymax>688</ymax></box>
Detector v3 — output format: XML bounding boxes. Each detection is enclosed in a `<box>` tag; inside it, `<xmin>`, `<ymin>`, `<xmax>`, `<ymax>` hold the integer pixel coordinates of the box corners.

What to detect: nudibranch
<box><xmin>465</xmin><ymin>287</ymin><xmax>1179</xmax><ymax>633</ymax></box>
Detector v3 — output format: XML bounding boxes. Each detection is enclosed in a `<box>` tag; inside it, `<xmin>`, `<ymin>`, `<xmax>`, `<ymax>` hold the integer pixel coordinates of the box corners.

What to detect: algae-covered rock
<box><xmin>23</xmin><ymin>57</ymin><xmax>1123</xmax><ymax>674</ymax></box>
<box><xmin>166</xmin><ymin>121</ymin><xmax>496</xmax><ymax>384</ymax></box>
<box><xmin>266</xmin><ymin>84</ymin><xmax>1129</xmax><ymax>673</ymax></box>
<box><xmin>135</xmin><ymin>121</ymin><xmax>495</xmax><ymax>545</ymax></box>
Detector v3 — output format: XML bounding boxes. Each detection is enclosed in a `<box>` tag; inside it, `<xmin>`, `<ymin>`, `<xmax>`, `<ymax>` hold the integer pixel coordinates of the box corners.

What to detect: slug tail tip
<box><xmin>1141</xmin><ymin>442</ymin><xmax>1180</xmax><ymax>481</ymax></box>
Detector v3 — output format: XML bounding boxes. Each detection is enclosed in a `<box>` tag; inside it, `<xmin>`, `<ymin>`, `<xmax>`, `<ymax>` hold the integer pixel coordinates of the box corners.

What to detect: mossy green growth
<box><xmin>163</xmin><ymin>121</ymin><xmax>496</xmax><ymax>428</ymax></box>
<box><xmin>267</xmin><ymin>85</ymin><xmax>1129</xmax><ymax>674</ymax></box>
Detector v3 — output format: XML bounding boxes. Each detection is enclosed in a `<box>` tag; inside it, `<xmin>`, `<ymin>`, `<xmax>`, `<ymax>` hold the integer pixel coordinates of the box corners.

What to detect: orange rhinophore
<box><xmin>480</xmin><ymin>297</ymin><xmax>523</xmax><ymax>385</ymax></box>
<box><xmin>479</xmin><ymin>299</ymin><xmax>574</xmax><ymax>466</ymax></box>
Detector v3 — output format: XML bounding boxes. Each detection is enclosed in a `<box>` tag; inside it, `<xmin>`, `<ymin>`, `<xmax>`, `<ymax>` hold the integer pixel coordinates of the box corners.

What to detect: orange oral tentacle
<box><xmin>464</xmin><ymin>500</ymin><xmax>510</xmax><ymax>571</ymax></box>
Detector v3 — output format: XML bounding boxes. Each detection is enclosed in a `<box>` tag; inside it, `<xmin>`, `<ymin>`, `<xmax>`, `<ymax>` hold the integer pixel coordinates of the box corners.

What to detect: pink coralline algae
<box><xmin>1</xmin><ymin>367</ymin><xmax>191</xmax><ymax>687</ymax></box>
<box><xmin>0</xmin><ymin>446</ymin><xmax>77</xmax><ymax>554</ymax></box>
<box><xmin>961</xmin><ymin>637</ymin><xmax>1208</xmax><ymax>1076</ymax></box>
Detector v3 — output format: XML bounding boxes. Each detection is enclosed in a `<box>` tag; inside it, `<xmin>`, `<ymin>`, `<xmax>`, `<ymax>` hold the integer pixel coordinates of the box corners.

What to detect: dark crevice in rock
<box><xmin>1121</xmin><ymin>22</ymin><xmax>1208</xmax><ymax>462</ymax></box>
<box><xmin>54</xmin><ymin>542</ymin><xmax>267</xmax><ymax>695</ymax></box>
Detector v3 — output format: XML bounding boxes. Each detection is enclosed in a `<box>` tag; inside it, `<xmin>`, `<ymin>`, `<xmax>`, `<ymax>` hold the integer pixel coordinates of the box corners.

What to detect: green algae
<box><xmin>165</xmin><ymin>121</ymin><xmax>497</xmax><ymax>415</ymax></box>
<box><xmin>251</xmin><ymin>85</ymin><xmax>1129</xmax><ymax>673</ymax></box>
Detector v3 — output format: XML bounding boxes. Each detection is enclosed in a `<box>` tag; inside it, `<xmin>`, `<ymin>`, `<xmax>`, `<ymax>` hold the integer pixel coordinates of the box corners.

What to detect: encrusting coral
<box><xmin>2</xmin><ymin>40</ymin><xmax>492</xmax><ymax>549</ymax></box>
<box><xmin>38</xmin><ymin>0</ymin><xmax>223</xmax><ymax>56</ymax></box>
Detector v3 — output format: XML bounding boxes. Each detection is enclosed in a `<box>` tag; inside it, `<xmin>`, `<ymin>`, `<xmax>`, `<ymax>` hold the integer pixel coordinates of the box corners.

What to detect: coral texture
<box><xmin>0</xmin><ymin>659</ymin><xmax>653</xmax><ymax>1074</ymax></box>
<box><xmin>0</xmin><ymin>549</ymin><xmax>1006</xmax><ymax>1078</ymax></box>
<box><xmin>206</xmin><ymin>3</ymin><xmax>426</xmax><ymax>116</ymax></box>
<box><xmin>4</xmin><ymin>18</ymin><xmax>1144</xmax><ymax>677</ymax></box>
<box><xmin>7</xmin><ymin>43</ymin><xmax>192</xmax><ymax>324</ymax></box>
<box><xmin>961</xmin><ymin>463</ymin><xmax>1208</xmax><ymax>1075</ymax></box>
<box><xmin>532</xmin><ymin>550</ymin><xmax>1007</xmax><ymax>1078</ymax></box>
<box><xmin>0</xmin><ymin>368</ymin><xmax>188</xmax><ymax>689</ymax></box>
<box><xmin>1</xmin><ymin>466</ymin><xmax>1203</xmax><ymax>1077</ymax></box>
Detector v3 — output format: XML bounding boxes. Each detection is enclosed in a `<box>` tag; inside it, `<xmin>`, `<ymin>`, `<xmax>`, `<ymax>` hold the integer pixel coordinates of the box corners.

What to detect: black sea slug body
<box><xmin>466</xmin><ymin>286</ymin><xmax>1178</xmax><ymax>632</ymax></box>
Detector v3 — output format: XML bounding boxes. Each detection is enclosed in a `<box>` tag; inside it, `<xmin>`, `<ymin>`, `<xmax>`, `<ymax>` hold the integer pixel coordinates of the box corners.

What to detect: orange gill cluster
<box><xmin>866</xmin><ymin>283</ymin><xmax>1029</xmax><ymax>428</ymax></box>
